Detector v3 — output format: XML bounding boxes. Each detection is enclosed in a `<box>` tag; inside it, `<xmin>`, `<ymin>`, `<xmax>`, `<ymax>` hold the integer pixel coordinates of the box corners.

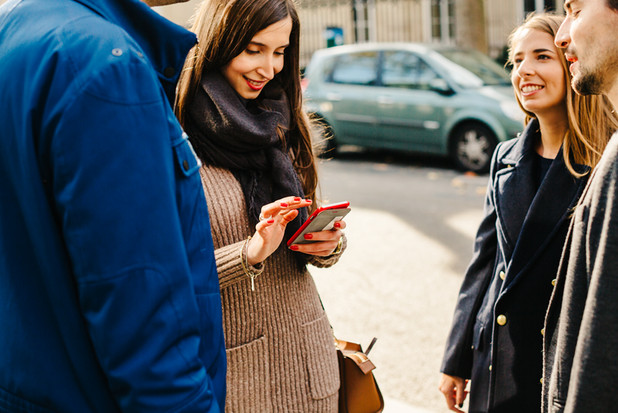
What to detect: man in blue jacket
<box><xmin>0</xmin><ymin>0</ymin><xmax>226</xmax><ymax>411</ymax></box>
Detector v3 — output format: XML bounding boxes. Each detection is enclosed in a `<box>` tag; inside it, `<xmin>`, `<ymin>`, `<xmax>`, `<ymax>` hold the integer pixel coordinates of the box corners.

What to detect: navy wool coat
<box><xmin>441</xmin><ymin>120</ymin><xmax>588</xmax><ymax>413</ymax></box>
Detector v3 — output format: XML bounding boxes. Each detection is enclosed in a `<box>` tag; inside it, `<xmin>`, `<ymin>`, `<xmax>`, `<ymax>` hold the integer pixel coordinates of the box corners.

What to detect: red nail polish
<box><xmin>290</xmin><ymin>245</ymin><xmax>299</xmax><ymax>250</ymax></box>
<box><xmin>304</xmin><ymin>233</ymin><xmax>313</xmax><ymax>240</ymax></box>
<box><xmin>267</xmin><ymin>219</ymin><xmax>274</xmax><ymax>224</ymax></box>
<box><xmin>294</xmin><ymin>197</ymin><xmax>301</xmax><ymax>201</ymax></box>
<box><xmin>333</xmin><ymin>222</ymin><xmax>341</xmax><ymax>228</ymax></box>
<box><xmin>281</xmin><ymin>202</ymin><xmax>288</xmax><ymax>207</ymax></box>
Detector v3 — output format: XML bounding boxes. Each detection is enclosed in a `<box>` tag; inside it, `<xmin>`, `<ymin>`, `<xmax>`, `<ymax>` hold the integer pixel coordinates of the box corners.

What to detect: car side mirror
<box><xmin>428</xmin><ymin>78</ymin><xmax>453</xmax><ymax>95</ymax></box>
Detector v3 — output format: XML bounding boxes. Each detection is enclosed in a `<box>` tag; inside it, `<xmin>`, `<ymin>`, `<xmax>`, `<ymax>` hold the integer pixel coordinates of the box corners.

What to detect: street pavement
<box><xmin>309</xmin><ymin>153</ymin><xmax>489</xmax><ymax>412</ymax></box>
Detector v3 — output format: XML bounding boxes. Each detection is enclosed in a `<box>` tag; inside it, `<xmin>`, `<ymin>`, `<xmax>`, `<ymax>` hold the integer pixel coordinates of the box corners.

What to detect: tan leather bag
<box><xmin>336</xmin><ymin>338</ymin><xmax>384</xmax><ymax>413</ymax></box>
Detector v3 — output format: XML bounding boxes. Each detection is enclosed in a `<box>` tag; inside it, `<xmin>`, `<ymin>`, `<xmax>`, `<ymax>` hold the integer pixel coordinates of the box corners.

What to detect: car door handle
<box><xmin>326</xmin><ymin>93</ymin><xmax>342</xmax><ymax>101</ymax></box>
<box><xmin>377</xmin><ymin>96</ymin><xmax>394</xmax><ymax>105</ymax></box>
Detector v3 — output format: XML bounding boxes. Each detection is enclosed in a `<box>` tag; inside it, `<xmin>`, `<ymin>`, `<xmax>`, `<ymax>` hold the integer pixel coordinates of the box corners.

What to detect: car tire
<box><xmin>311</xmin><ymin>116</ymin><xmax>337</xmax><ymax>158</ymax></box>
<box><xmin>450</xmin><ymin>123</ymin><xmax>497</xmax><ymax>174</ymax></box>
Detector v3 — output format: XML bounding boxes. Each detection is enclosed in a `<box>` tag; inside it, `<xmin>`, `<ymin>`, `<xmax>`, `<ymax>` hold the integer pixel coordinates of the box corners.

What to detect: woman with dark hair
<box><xmin>175</xmin><ymin>0</ymin><xmax>344</xmax><ymax>410</ymax></box>
<box><xmin>438</xmin><ymin>13</ymin><xmax>618</xmax><ymax>413</ymax></box>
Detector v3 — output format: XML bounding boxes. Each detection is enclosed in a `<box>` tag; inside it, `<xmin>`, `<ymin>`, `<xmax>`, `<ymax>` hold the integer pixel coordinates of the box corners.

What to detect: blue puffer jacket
<box><xmin>0</xmin><ymin>0</ymin><xmax>226</xmax><ymax>411</ymax></box>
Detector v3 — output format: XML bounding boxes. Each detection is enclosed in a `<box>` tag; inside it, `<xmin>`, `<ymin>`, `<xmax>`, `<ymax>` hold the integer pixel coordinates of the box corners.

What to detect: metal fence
<box><xmin>297</xmin><ymin>0</ymin><xmax>561</xmax><ymax>68</ymax></box>
<box><xmin>298</xmin><ymin>0</ymin><xmax>427</xmax><ymax>67</ymax></box>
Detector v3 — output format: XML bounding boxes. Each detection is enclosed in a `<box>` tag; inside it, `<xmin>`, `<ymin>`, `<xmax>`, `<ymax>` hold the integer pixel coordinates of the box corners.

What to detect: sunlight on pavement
<box><xmin>445</xmin><ymin>210</ymin><xmax>484</xmax><ymax>240</ymax></box>
<box><xmin>311</xmin><ymin>207</ymin><xmax>472</xmax><ymax>412</ymax></box>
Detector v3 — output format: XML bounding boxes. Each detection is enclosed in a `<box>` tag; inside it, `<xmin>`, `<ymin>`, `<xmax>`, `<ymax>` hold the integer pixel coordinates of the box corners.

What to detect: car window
<box><xmin>432</xmin><ymin>49</ymin><xmax>511</xmax><ymax>87</ymax></box>
<box><xmin>329</xmin><ymin>51</ymin><xmax>378</xmax><ymax>86</ymax></box>
<box><xmin>382</xmin><ymin>51</ymin><xmax>440</xmax><ymax>90</ymax></box>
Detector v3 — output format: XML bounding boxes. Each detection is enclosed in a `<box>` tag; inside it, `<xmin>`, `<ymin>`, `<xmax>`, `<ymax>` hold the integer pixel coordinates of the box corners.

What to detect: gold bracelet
<box><xmin>239</xmin><ymin>236</ymin><xmax>264</xmax><ymax>291</ymax></box>
<box><xmin>332</xmin><ymin>237</ymin><xmax>344</xmax><ymax>255</ymax></box>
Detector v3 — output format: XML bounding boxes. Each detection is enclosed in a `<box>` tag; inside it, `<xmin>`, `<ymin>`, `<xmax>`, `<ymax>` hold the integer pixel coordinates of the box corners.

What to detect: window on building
<box><xmin>431</xmin><ymin>0</ymin><xmax>455</xmax><ymax>43</ymax></box>
<box><xmin>524</xmin><ymin>0</ymin><xmax>556</xmax><ymax>13</ymax></box>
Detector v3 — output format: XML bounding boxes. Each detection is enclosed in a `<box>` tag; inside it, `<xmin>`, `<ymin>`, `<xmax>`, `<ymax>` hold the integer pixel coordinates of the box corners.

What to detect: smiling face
<box><xmin>221</xmin><ymin>16</ymin><xmax>292</xmax><ymax>100</ymax></box>
<box><xmin>555</xmin><ymin>0</ymin><xmax>618</xmax><ymax>96</ymax></box>
<box><xmin>511</xmin><ymin>28</ymin><xmax>567</xmax><ymax>118</ymax></box>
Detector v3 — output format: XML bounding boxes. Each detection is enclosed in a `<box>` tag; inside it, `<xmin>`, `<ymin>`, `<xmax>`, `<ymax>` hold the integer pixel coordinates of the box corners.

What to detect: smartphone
<box><xmin>287</xmin><ymin>201</ymin><xmax>350</xmax><ymax>247</ymax></box>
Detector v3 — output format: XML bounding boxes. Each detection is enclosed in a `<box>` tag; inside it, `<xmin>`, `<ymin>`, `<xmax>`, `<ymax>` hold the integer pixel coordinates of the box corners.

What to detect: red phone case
<box><xmin>287</xmin><ymin>201</ymin><xmax>350</xmax><ymax>247</ymax></box>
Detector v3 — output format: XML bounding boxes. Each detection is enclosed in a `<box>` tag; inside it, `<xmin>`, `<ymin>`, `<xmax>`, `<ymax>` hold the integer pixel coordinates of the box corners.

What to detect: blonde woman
<box><xmin>439</xmin><ymin>13</ymin><xmax>618</xmax><ymax>413</ymax></box>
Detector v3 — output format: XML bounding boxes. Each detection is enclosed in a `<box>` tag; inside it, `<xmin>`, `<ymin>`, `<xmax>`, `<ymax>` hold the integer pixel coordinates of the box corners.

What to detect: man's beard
<box><xmin>573</xmin><ymin>71</ymin><xmax>606</xmax><ymax>95</ymax></box>
<box><xmin>571</xmin><ymin>47</ymin><xmax>618</xmax><ymax>96</ymax></box>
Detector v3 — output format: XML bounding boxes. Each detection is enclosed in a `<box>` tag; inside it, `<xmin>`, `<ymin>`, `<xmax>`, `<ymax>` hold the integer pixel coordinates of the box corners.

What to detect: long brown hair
<box><xmin>507</xmin><ymin>13</ymin><xmax>618</xmax><ymax>176</ymax></box>
<box><xmin>175</xmin><ymin>0</ymin><xmax>319</xmax><ymax>208</ymax></box>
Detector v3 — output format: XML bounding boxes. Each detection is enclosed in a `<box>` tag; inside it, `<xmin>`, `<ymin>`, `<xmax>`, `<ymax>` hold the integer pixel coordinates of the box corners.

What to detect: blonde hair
<box><xmin>507</xmin><ymin>13</ymin><xmax>618</xmax><ymax>176</ymax></box>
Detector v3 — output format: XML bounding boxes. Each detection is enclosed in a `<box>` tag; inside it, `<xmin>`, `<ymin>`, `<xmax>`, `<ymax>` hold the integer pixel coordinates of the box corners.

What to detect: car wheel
<box><xmin>450</xmin><ymin>123</ymin><xmax>497</xmax><ymax>173</ymax></box>
<box><xmin>311</xmin><ymin>116</ymin><xmax>337</xmax><ymax>158</ymax></box>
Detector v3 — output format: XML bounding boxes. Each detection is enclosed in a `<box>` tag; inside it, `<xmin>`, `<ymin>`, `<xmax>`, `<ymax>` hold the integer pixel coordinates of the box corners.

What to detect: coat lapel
<box><xmin>494</xmin><ymin>122</ymin><xmax>539</xmax><ymax>261</ymax></box>
<box><xmin>503</xmin><ymin>145</ymin><xmax>589</xmax><ymax>290</ymax></box>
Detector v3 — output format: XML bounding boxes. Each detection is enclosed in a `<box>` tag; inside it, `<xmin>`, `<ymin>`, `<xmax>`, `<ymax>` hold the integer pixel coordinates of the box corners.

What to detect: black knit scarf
<box><xmin>185</xmin><ymin>70</ymin><xmax>307</xmax><ymax>242</ymax></box>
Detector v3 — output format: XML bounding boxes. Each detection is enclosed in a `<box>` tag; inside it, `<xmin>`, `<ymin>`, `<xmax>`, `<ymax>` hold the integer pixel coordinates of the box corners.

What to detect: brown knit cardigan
<box><xmin>200</xmin><ymin>165</ymin><xmax>344</xmax><ymax>412</ymax></box>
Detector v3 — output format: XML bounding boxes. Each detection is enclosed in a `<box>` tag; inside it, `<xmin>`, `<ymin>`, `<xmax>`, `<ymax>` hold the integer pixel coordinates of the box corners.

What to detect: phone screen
<box><xmin>287</xmin><ymin>202</ymin><xmax>350</xmax><ymax>246</ymax></box>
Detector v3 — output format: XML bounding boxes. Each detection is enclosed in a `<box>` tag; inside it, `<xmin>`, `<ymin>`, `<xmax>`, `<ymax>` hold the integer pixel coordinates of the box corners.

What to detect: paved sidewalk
<box><xmin>311</xmin><ymin>206</ymin><xmax>480</xmax><ymax>412</ymax></box>
<box><xmin>384</xmin><ymin>398</ymin><xmax>437</xmax><ymax>413</ymax></box>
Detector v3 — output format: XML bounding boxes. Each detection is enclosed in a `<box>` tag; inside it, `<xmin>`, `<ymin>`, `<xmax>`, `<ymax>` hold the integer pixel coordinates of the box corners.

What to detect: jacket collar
<box><xmin>500</xmin><ymin>119</ymin><xmax>540</xmax><ymax>166</ymax></box>
<box><xmin>494</xmin><ymin>119</ymin><xmax>541</xmax><ymax>251</ymax></box>
<box><xmin>72</xmin><ymin>0</ymin><xmax>196</xmax><ymax>101</ymax></box>
<box><xmin>498</xmin><ymin>120</ymin><xmax>589</xmax><ymax>289</ymax></box>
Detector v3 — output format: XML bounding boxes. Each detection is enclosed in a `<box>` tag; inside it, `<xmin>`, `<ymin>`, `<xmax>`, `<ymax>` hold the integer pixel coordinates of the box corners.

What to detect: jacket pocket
<box><xmin>301</xmin><ymin>314</ymin><xmax>340</xmax><ymax>400</ymax></box>
<box><xmin>472</xmin><ymin>322</ymin><xmax>486</xmax><ymax>353</ymax></box>
<box><xmin>225</xmin><ymin>335</ymin><xmax>272</xmax><ymax>412</ymax></box>
<box><xmin>173</xmin><ymin>132</ymin><xmax>201</xmax><ymax>177</ymax></box>
<box><xmin>171</xmin><ymin>131</ymin><xmax>217</xmax><ymax>296</ymax></box>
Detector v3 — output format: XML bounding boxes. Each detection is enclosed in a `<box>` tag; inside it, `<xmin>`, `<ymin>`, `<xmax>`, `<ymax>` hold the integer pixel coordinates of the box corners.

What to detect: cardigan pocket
<box><xmin>301</xmin><ymin>314</ymin><xmax>340</xmax><ymax>400</ymax></box>
<box><xmin>225</xmin><ymin>335</ymin><xmax>273</xmax><ymax>412</ymax></box>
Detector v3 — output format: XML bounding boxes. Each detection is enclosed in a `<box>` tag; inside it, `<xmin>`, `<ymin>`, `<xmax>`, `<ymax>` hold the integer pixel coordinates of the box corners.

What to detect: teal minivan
<box><xmin>302</xmin><ymin>43</ymin><xmax>524</xmax><ymax>173</ymax></box>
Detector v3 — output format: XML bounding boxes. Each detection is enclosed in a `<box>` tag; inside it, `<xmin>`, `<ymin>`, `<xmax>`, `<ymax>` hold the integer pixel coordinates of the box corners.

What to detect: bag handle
<box><xmin>336</xmin><ymin>337</ymin><xmax>378</xmax><ymax>374</ymax></box>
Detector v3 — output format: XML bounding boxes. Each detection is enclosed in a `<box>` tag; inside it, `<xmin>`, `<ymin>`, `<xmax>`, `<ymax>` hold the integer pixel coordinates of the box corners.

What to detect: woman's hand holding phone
<box><xmin>246</xmin><ymin>196</ymin><xmax>312</xmax><ymax>265</ymax></box>
<box><xmin>288</xmin><ymin>220</ymin><xmax>346</xmax><ymax>256</ymax></box>
<box><xmin>287</xmin><ymin>201</ymin><xmax>350</xmax><ymax>256</ymax></box>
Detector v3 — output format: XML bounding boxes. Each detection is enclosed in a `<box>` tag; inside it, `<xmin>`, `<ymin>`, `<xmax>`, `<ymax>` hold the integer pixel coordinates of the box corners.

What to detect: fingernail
<box><xmin>304</xmin><ymin>233</ymin><xmax>313</xmax><ymax>239</ymax></box>
<box><xmin>333</xmin><ymin>222</ymin><xmax>341</xmax><ymax>228</ymax></box>
<box><xmin>280</xmin><ymin>202</ymin><xmax>288</xmax><ymax>207</ymax></box>
<box><xmin>290</xmin><ymin>245</ymin><xmax>299</xmax><ymax>250</ymax></box>
<box><xmin>459</xmin><ymin>404</ymin><xmax>463</xmax><ymax>408</ymax></box>
<box><xmin>294</xmin><ymin>197</ymin><xmax>301</xmax><ymax>201</ymax></box>
<box><xmin>267</xmin><ymin>219</ymin><xmax>274</xmax><ymax>224</ymax></box>
<box><xmin>306</xmin><ymin>199</ymin><xmax>313</xmax><ymax>203</ymax></box>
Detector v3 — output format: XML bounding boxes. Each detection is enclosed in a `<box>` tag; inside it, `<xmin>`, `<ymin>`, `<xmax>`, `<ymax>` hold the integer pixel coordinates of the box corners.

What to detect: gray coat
<box><xmin>542</xmin><ymin>132</ymin><xmax>618</xmax><ymax>413</ymax></box>
<box><xmin>442</xmin><ymin>120</ymin><xmax>588</xmax><ymax>413</ymax></box>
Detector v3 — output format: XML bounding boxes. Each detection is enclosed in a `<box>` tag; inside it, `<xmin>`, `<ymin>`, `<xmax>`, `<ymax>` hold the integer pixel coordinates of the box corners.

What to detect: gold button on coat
<box><xmin>541</xmin><ymin>328</ymin><xmax>545</xmax><ymax>336</ymax></box>
<box><xmin>552</xmin><ymin>279</ymin><xmax>556</xmax><ymax>286</ymax></box>
<box><xmin>497</xmin><ymin>315</ymin><xmax>507</xmax><ymax>326</ymax></box>
<box><xmin>499</xmin><ymin>271</ymin><xmax>506</xmax><ymax>280</ymax></box>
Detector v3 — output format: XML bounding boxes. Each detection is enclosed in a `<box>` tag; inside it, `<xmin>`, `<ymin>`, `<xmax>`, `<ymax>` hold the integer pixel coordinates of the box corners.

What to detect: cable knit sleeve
<box><xmin>307</xmin><ymin>234</ymin><xmax>347</xmax><ymax>268</ymax></box>
<box><xmin>214</xmin><ymin>240</ymin><xmax>265</xmax><ymax>290</ymax></box>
